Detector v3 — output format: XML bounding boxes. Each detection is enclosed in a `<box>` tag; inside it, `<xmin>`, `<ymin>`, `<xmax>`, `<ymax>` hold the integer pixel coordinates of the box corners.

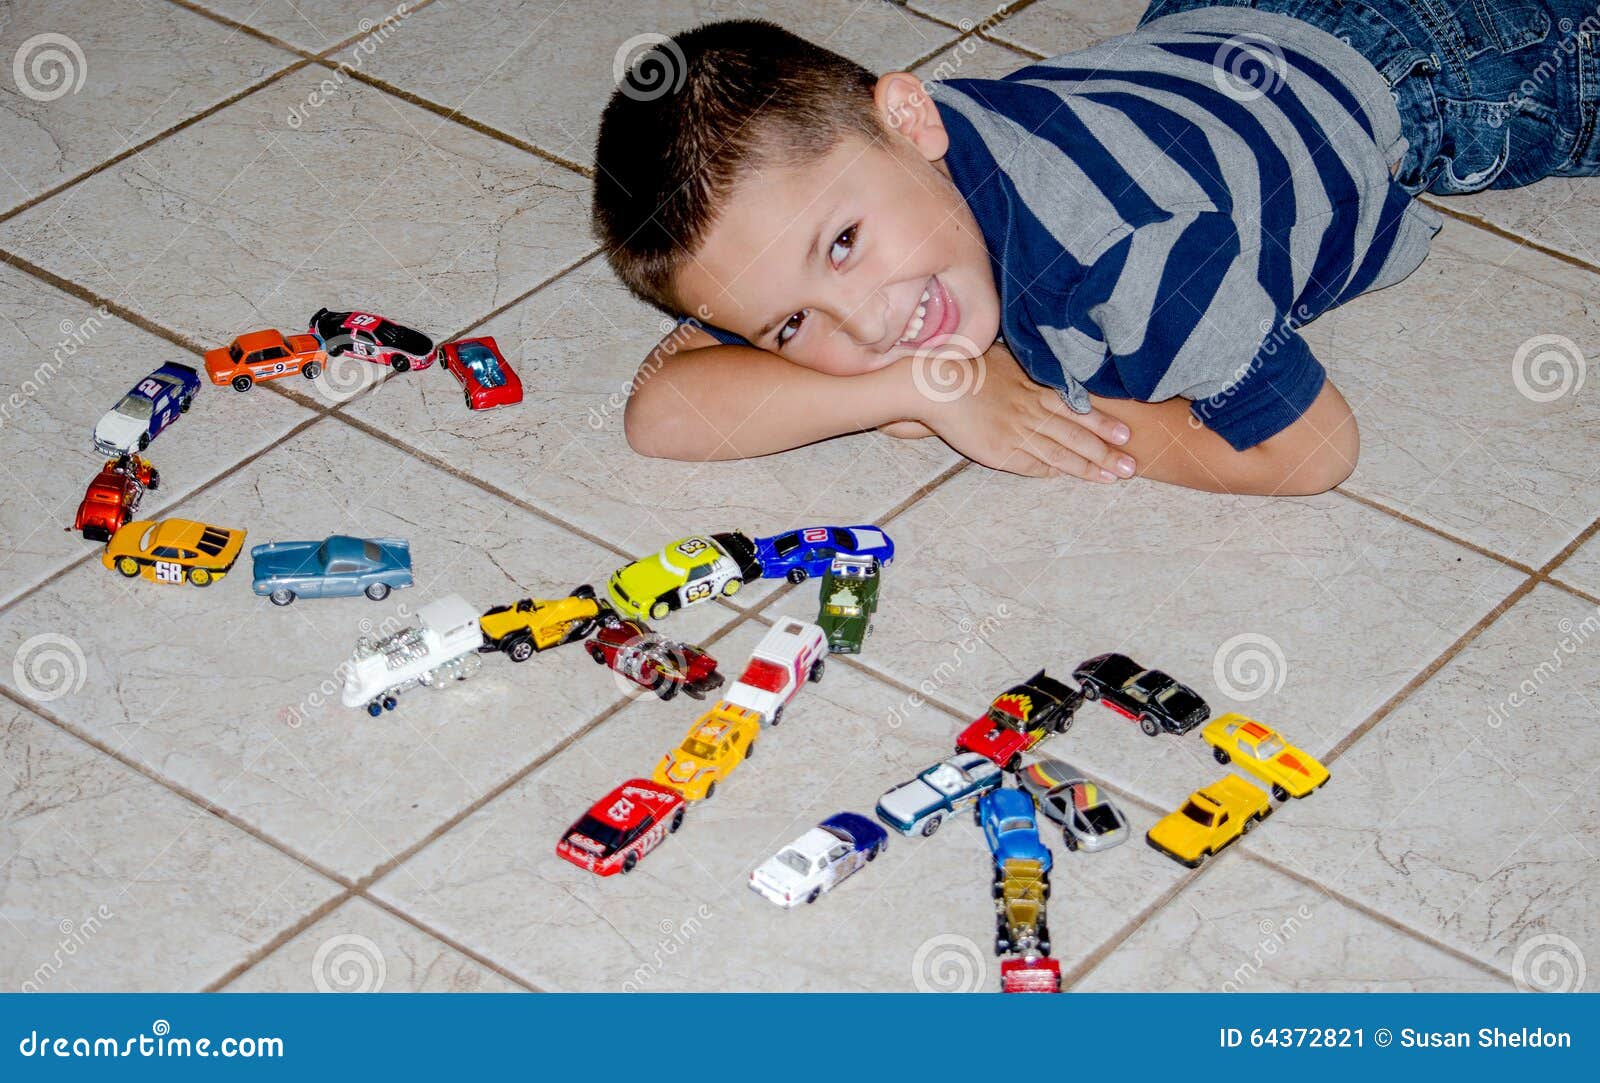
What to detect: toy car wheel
<box><xmin>991</xmin><ymin>880</ymin><xmax>1003</xmax><ymax>899</ymax></box>
<box><xmin>994</xmin><ymin>937</ymin><xmax>1009</xmax><ymax>957</ymax></box>
<box><xmin>382</xmin><ymin>696</ymin><xmax>397</xmax><ymax>711</ymax></box>
<box><xmin>116</xmin><ymin>556</ymin><xmax>140</xmax><ymax>577</ymax></box>
<box><xmin>82</xmin><ymin>525</ymin><xmax>110</xmax><ymax>543</ymax></box>
<box><xmin>231</xmin><ymin>375</ymin><xmax>253</xmax><ymax>392</ymax></box>
<box><xmin>1005</xmin><ymin>753</ymin><xmax>1022</xmax><ymax>773</ymax></box>
<box><xmin>669</xmin><ymin>806</ymin><xmax>685</xmax><ymax>833</ymax></box>
<box><xmin>1138</xmin><ymin>715</ymin><xmax>1161</xmax><ymax>737</ymax></box>
<box><xmin>808</xmin><ymin>658</ymin><xmax>825</xmax><ymax>682</ymax></box>
<box><xmin>147</xmin><ymin>469</ymin><xmax>161</xmax><ymax>490</ymax></box>
<box><xmin>703</xmin><ymin>781</ymin><xmax>717</xmax><ymax>800</ymax></box>
<box><xmin>269</xmin><ymin>588</ymin><xmax>296</xmax><ymax>606</ymax></box>
<box><xmin>364</xmin><ymin>582</ymin><xmax>391</xmax><ymax>601</ymax></box>
<box><xmin>622</xmin><ymin>851</ymin><xmax>638</xmax><ymax>874</ymax></box>
<box><xmin>1242</xmin><ymin>812</ymin><xmax>1262</xmax><ymax>834</ymax></box>
<box><xmin>506</xmin><ymin>637</ymin><xmax>535</xmax><ymax>663</ymax></box>
<box><xmin>867</xmin><ymin>843</ymin><xmax>880</xmax><ymax>862</ymax></box>
<box><xmin>1039</xmin><ymin>928</ymin><xmax>1052</xmax><ymax>957</ymax></box>
<box><xmin>1212</xmin><ymin>746</ymin><xmax>1231</xmax><ymax>765</ymax></box>
<box><xmin>329</xmin><ymin>343</ymin><xmax>347</xmax><ymax>357</ymax></box>
<box><xmin>137</xmin><ymin>434</ymin><xmax>150</xmax><ymax>451</ymax></box>
<box><xmin>1272</xmin><ymin>783</ymin><xmax>1290</xmax><ymax>802</ymax></box>
<box><xmin>649</xmin><ymin>600</ymin><xmax>670</xmax><ymax>620</ymax></box>
<box><xmin>367</xmin><ymin>702</ymin><xmax>383</xmax><ymax>717</ymax></box>
<box><xmin>1080</xmin><ymin>682</ymin><xmax>1099</xmax><ymax>701</ymax></box>
<box><xmin>178</xmin><ymin>395</ymin><xmax>192</xmax><ymax>413</ymax></box>
<box><xmin>721</xmin><ymin>578</ymin><xmax>741</xmax><ymax>597</ymax></box>
<box><xmin>390</xmin><ymin>355</ymin><xmax>411</xmax><ymax>372</ymax></box>
<box><xmin>769</xmin><ymin>705</ymin><xmax>783</xmax><ymax>726</ymax></box>
<box><xmin>302</xmin><ymin>361</ymin><xmax>322</xmax><ymax>379</ymax></box>
<box><xmin>744</xmin><ymin>739</ymin><xmax>754</xmax><ymax>761</ymax></box>
<box><xmin>1063</xmin><ymin>831</ymin><xmax>1078</xmax><ymax>852</ymax></box>
<box><xmin>806</xmin><ymin>886</ymin><xmax>821</xmax><ymax>905</ymax></box>
<box><xmin>188</xmin><ymin>568</ymin><xmax>213</xmax><ymax>587</ymax></box>
<box><xmin>653</xmin><ymin>675</ymin><xmax>678</xmax><ymax>702</ymax></box>
<box><xmin>585</xmin><ymin>642</ymin><xmax>606</xmax><ymax>664</ymax></box>
<box><xmin>920</xmin><ymin>815</ymin><xmax>942</xmax><ymax>838</ymax></box>
<box><xmin>785</xmin><ymin>568</ymin><xmax>807</xmax><ymax>584</ymax></box>
<box><xmin>464</xmin><ymin>390</ymin><xmax>474</xmax><ymax>409</ymax></box>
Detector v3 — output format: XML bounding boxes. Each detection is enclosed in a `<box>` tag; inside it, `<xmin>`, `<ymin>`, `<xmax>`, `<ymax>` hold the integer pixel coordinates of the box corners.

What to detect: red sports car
<box><xmin>71</xmin><ymin>455</ymin><xmax>158</xmax><ymax>542</ymax></box>
<box><xmin>556</xmin><ymin>779</ymin><xmax>686</xmax><ymax>876</ymax></box>
<box><xmin>956</xmin><ymin>670</ymin><xmax>1082</xmax><ymax>771</ymax></box>
<box><xmin>585</xmin><ymin>615</ymin><xmax>723</xmax><ymax>701</ymax></box>
<box><xmin>436</xmin><ymin>336</ymin><xmax>523</xmax><ymax>410</ymax></box>
<box><xmin>309</xmin><ymin>308</ymin><xmax>435</xmax><ymax>371</ymax></box>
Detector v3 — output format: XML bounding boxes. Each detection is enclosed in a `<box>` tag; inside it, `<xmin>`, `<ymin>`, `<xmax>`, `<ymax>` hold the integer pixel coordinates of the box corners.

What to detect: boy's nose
<box><xmin>837</xmin><ymin>291</ymin><xmax>891</xmax><ymax>349</ymax></box>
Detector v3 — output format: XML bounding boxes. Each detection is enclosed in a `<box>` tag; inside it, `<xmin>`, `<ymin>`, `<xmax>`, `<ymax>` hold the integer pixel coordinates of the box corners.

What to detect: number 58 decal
<box><xmin>154</xmin><ymin>560</ymin><xmax>184</xmax><ymax>583</ymax></box>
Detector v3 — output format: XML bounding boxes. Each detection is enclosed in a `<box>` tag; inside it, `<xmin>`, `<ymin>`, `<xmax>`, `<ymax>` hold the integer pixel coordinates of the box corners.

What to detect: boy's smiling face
<box><xmin>672</xmin><ymin>73</ymin><xmax>1001</xmax><ymax>376</ymax></box>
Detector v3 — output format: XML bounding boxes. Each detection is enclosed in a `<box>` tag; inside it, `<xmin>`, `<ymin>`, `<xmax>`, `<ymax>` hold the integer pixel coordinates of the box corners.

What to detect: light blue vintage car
<box><xmin>251</xmin><ymin>535</ymin><xmax>412</xmax><ymax>605</ymax></box>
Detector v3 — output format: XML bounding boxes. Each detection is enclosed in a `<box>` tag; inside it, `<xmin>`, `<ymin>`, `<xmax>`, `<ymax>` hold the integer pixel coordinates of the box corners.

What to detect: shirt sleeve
<box><xmin>1075</xmin><ymin>208</ymin><xmax>1325</xmax><ymax>451</ymax></box>
<box><xmin>676</xmin><ymin>316</ymin><xmax>749</xmax><ymax>347</ymax></box>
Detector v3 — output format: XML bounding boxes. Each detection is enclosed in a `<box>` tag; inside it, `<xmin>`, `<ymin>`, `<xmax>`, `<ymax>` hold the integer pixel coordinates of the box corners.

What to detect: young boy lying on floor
<box><xmin>593</xmin><ymin>0</ymin><xmax>1596</xmax><ymax>495</ymax></box>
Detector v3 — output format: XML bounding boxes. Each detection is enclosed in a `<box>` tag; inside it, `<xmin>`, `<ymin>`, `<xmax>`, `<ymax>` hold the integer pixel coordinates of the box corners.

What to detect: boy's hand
<box><xmin>918</xmin><ymin>342</ymin><xmax>1136</xmax><ymax>481</ymax></box>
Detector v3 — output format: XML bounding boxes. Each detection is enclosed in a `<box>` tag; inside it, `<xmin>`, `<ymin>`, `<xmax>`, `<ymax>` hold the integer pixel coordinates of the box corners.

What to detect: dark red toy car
<box><xmin>71</xmin><ymin>455</ymin><xmax>159</xmax><ymax>542</ymax></box>
<box><xmin>1001</xmin><ymin>955</ymin><xmax>1061</xmax><ymax>993</ymax></box>
<box><xmin>585</xmin><ymin>615</ymin><xmax>723</xmax><ymax>701</ymax></box>
<box><xmin>556</xmin><ymin>779</ymin><xmax>686</xmax><ymax>876</ymax></box>
<box><xmin>436</xmin><ymin>336</ymin><xmax>523</xmax><ymax>410</ymax></box>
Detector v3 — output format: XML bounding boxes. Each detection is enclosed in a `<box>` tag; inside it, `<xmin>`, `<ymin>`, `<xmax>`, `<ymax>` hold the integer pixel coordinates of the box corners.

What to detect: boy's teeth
<box><xmin>899</xmin><ymin>282</ymin><xmax>935</xmax><ymax>343</ymax></box>
<box><xmin>920</xmin><ymin>288</ymin><xmax>930</xmax><ymax>302</ymax></box>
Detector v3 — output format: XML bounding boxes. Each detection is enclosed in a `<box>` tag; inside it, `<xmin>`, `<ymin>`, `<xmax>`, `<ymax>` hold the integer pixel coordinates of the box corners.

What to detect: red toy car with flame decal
<box><xmin>556</xmin><ymin>779</ymin><xmax>686</xmax><ymax>876</ymax></box>
<box><xmin>71</xmin><ymin>455</ymin><xmax>159</xmax><ymax>542</ymax></box>
<box><xmin>956</xmin><ymin>670</ymin><xmax>1082</xmax><ymax>771</ymax></box>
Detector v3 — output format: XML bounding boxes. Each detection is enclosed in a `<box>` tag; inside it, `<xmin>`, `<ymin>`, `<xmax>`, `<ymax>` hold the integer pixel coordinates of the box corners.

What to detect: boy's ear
<box><xmin>874</xmin><ymin>72</ymin><xmax>948</xmax><ymax>161</ymax></box>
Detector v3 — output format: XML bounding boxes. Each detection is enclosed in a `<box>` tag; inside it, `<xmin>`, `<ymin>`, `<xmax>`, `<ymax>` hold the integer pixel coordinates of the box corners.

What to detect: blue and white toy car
<box><xmin>979</xmin><ymin>787</ymin><xmax>1053</xmax><ymax>877</ymax></box>
<box><xmin>251</xmin><ymin>534</ymin><xmax>413</xmax><ymax>606</ymax></box>
<box><xmin>753</xmin><ymin>525</ymin><xmax>894</xmax><ymax>583</ymax></box>
<box><xmin>875</xmin><ymin>751</ymin><xmax>1003</xmax><ymax>837</ymax></box>
<box><xmin>748</xmin><ymin>811</ymin><xmax>887</xmax><ymax>907</ymax></box>
<box><xmin>92</xmin><ymin>363</ymin><xmax>200</xmax><ymax>455</ymax></box>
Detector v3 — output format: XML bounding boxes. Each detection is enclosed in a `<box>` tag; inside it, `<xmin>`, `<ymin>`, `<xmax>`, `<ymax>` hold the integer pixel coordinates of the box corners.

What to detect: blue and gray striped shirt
<box><xmin>929</xmin><ymin>7</ymin><xmax>1442</xmax><ymax>449</ymax></box>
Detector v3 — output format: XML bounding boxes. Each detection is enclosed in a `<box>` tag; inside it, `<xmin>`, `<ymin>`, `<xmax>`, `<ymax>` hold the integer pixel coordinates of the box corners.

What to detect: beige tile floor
<box><xmin>0</xmin><ymin>0</ymin><xmax>1595</xmax><ymax>993</ymax></box>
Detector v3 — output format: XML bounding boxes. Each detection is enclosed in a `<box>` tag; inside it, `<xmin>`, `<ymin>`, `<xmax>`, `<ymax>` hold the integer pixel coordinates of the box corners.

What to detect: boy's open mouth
<box><xmin>896</xmin><ymin>275</ymin><xmax>960</xmax><ymax>349</ymax></box>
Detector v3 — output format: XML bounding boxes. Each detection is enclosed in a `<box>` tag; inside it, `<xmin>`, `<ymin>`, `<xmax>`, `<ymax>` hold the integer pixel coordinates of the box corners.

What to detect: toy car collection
<box><xmin>876</xmin><ymin>752</ymin><xmax>1004</xmax><ymax>837</ymax></box>
<box><xmin>606</xmin><ymin>532</ymin><xmax>762</xmax><ymax>620</ymax></box>
<box><xmin>250</xmin><ymin>534</ymin><xmax>413</xmax><ymax>605</ymax></box>
<box><xmin>956</xmin><ymin>669</ymin><xmax>1081</xmax><ymax>771</ymax></box>
<box><xmin>340</xmin><ymin>594</ymin><xmax>485</xmax><ymax>715</ymax></box>
<box><xmin>979</xmin><ymin>787</ymin><xmax>1054</xmax><ymax>879</ymax></box>
<box><xmin>1073</xmin><ymin>652</ymin><xmax>1210</xmax><ymax>736</ymax></box>
<box><xmin>71</xmin><ymin>455</ymin><xmax>158</xmax><ymax>542</ymax></box>
<box><xmin>720</xmin><ymin>616</ymin><xmax>826</xmax><ymax>724</ymax></box>
<box><xmin>309</xmin><ymin>308</ymin><xmax>435</xmax><ymax>371</ymax></box>
<box><xmin>478</xmin><ymin>586</ymin><xmax>602</xmax><ymax>661</ymax></box>
<box><xmin>93</xmin><ymin>363</ymin><xmax>199</xmax><ymax>455</ymax></box>
<box><xmin>204</xmin><ymin>329</ymin><xmax>325</xmax><ymax>391</ymax></box>
<box><xmin>437</xmin><ymin>336</ymin><xmax>522</xmax><ymax>410</ymax></box>
<box><xmin>1145</xmin><ymin>775</ymin><xmax>1271</xmax><ymax>868</ymax></box>
<box><xmin>815</xmin><ymin>554</ymin><xmax>878</xmax><ymax>654</ymax></box>
<box><xmin>585</xmin><ymin>615</ymin><xmax>724</xmax><ymax>701</ymax></box>
<box><xmin>752</xmin><ymin>524</ymin><xmax>895</xmax><ymax>583</ymax></box>
<box><xmin>1202</xmin><ymin>713</ymin><xmax>1330</xmax><ymax>800</ymax></box>
<box><xmin>103</xmin><ymin>518</ymin><xmax>245</xmax><ymax>586</ymax></box>
<box><xmin>1018</xmin><ymin>759</ymin><xmax>1128</xmax><ymax>853</ymax></box>
<box><xmin>749</xmin><ymin>812</ymin><xmax>887</xmax><ymax>907</ymax></box>
<box><xmin>556</xmin><ymin>779</ymin><xmax>686</xmax><ymax>876</ymax></box>
<box><xmin>653</xmin><ymin>701</ymin><xmax>761</xmax><ymax>800</ymax></box>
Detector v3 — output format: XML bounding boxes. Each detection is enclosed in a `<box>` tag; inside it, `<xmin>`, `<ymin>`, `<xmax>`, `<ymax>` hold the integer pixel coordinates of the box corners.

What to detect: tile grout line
<box><xmin>1421</xmin><ymin>199</ymin><xmax>1600</xmax><ymax>277</ymax></box>
<box><xmin>160</xmin><ymin>0</ymin><xmax>446</xmax><ymax>64</ymax></box>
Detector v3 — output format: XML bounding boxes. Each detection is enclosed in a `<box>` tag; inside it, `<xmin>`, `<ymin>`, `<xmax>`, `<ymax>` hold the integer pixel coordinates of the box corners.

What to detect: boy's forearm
<box><xmin>625</xmin><ymin>344</ymin><xmax>929</xmax><ymax>460</ymax></box>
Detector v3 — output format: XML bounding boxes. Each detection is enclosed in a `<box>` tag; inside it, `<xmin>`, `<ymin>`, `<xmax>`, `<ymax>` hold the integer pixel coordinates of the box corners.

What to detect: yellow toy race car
<box><xmin>102</xmin><ymin>518</ymin><xmax>246</xmax><ymax>587</ymax></box>
<box><xmin>652</xmin><ymin>701</ymin><xmax>760</xmax><ymax>800</ymax></box>
<box><xmin>1202</xmin><ymin>713</ymin><xmax>1330</xmax><ymax>801</ymax></box>
<box><xmin>479</xmin><ymin>586</ymin><xmax>604</xmax><ymax>662</ymax></box>
<box><xmin>1146</xmin><ymin>775</ymin><xmax>1270</xmax><ymax>868</ymax></box>
<box><xmin>607</xmin><ymin>533</ymin><xmax>761</xmax><ymax>620</ymax></box>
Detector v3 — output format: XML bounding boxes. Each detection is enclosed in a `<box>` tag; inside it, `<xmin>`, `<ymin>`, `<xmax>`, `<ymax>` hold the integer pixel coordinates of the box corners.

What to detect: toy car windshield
<box><xmin>984</xmin><ymin>705</ymin><xmax>1023</xmax><ymax>730</ymax></box>
<box><xmin>775</xmin><ymin>849</ymin><xmax>810</xmax><ymax>874</ymax></box>
<box><xmin>374</xmin><ymin>322</ymin><xmax>432</xmax><ymax>354</ymax></box>
<box><xmin>922</xmin><ymin>764</ymin><xmax>968</xmax><ymax>795</ymax></box>
<box><xmin>572</xmin><ymin>815</ymin><xmax>627</xmax><ymax>852</ymax></box>
<box><xmin>1081</xmin><ymin>805</ymin><xmax>1121</xmax><ymax>832</ymax></box>
<box><xmin>457</xmin><ymin>343</ymin><xmax>507</xmax><ymax>387</ymax></box>
<box><xmin>1181</xmin><ymin>801</ymin><xmax>1214</xmax><ymax>826</ymax></box>
<box><xmin>115</xmin><ymin>394</ymin><xmax>153</xmax><ymax>419</ymax></box>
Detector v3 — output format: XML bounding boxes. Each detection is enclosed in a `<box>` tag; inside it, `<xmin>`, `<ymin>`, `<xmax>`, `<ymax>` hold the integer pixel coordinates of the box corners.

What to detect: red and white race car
<box><xmin>556</xmin><ymin>779</ymin><xmax>686</xmax><ymax>876</ymax></box>
<box><xmin>309</xmin><ymin>308</ymin><xmax>435</xmax><ymax>371</ymax></box>
<box><xmin>585</xmin><ymin>615</ymin><xmax>724</xmax><ymax>701</ymax></box>
<box><xmin>722</xmin><ymin>617</ymin><xmax>827</xmax><ymax>724</ymax></box>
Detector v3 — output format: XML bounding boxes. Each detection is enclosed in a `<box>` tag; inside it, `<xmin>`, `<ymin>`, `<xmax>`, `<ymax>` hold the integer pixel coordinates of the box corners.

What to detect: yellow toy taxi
<box><xmin>652</xmin><ymin>701</ymin><xmax>760</xmax><ymax>800</ymax></box>
<box><xmin>1146</xmin><ymin>775</ymin><xmax>1270</xmax><ymax>868</ymax></box>
<box><xmin>1202</xmin><ymin>713</ymin><xmax>1330</xmax><ymax>801</ymax></box>
<box><xmin>479</xmin><ymin>585</ymin><xmax>604</xmax><ymax>662</ymax></box>
<box><xmin>102</xmin><ymin>518</ymin><xmax>246</xmax><ymax>587</ymax></box>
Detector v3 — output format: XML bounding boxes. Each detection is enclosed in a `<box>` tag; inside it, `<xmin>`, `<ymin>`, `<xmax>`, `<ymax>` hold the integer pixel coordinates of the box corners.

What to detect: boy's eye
<box><xmin>828</xmin><ymin>225</ymin><xmax>857</xmax><ymax>267</ymax></box>
<box><xmin>776</xmin><ymin>311</ymin><xmax>807</xmax><ymax>347</ymax></box>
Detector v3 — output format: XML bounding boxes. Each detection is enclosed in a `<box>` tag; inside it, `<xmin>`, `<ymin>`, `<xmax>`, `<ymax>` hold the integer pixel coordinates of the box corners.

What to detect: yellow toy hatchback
<box><xmin>653</xmin><ymin>701</ymin><xmax>760</xmax><ymax>800</ymax></box>
<box><xmin>479</xmin><ymin>586</ymin><xmax>603</xmax><ymax>662</ymax></box>
<box><xmin>1202</xmin><ymin>713</ymin><xmax>1330</xmax><ymax>801</ymax></box>
<box><xmin>102</xmin><ymin>518</ymin><xmax>246</xmax><ymax>587</ymax></box>
<box><xmin>1146</xmin><ymin>775</ymin><xmax>1270</xmax><ymax>868</ymax></box>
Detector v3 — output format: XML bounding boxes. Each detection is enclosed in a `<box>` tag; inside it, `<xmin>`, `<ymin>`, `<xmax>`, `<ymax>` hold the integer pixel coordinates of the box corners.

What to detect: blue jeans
<box><xmin>1140</xmin><ymin>0</ymin><xmax>1600</xmax><ymax>194</ymax></box>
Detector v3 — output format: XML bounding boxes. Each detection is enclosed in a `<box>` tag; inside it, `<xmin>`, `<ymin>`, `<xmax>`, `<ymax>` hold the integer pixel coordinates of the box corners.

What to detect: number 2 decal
<box><xmin>801</xmin><ymin>527</ymin><xmax>829</xmax><ymax>543</ymax></box>
<box><xmin>154</xmin><ymin>560</ymin><xmax>183</xmax><ymax>583</ymax></box>
<box><xmin>135</xmin><ymin>378</ymin><xmax>163</xmax><ymax>398</ymax></box>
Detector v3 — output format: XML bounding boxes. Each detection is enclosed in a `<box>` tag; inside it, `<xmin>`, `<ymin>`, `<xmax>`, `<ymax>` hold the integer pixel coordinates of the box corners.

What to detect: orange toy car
<box><xmin>204</xmin><ymin>329</ymin><xmax>326</xmax><ymax>392</ymax></box>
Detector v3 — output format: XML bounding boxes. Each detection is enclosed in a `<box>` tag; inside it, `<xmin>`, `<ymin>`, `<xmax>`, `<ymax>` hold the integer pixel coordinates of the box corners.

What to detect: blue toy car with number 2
<box><xmin>979</xmin><ymin>787</ymin><xmax>1053</xmax><ymax>880</ymax></box>
<box><xmin>93</xmin><ymin>363</ymin><xmax>200</xmax><ymax>455</ymax></box>
<box><xmin>752</xmin><ymin>525</ymin><xmax>894</xmax><ymax>583</ymax></box>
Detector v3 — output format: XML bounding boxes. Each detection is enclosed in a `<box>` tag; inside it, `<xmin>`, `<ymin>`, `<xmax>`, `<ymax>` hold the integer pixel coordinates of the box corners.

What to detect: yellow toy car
<box><xmin>652</xmin><ymin>701</ymin><xmax>760</xmax><ymax>800</ymax></box>
<box><xmin>1202</xmin><ymin>713</ymin><xmax>1330</xmax><ymax>801</ymax></box>
<box><xmin>1146</xmin><ymin>775</ymin><xmax>1270</xmax><ymax>868</ymax></box>
<box><xmin>102</xmin><ymin>518</ymin><xmax>245</xmax><ymax>587</ymax></box>
<box><xmin>607</xmin><ymin>533</ymin><xmax>761</xmax><ymax>620</ymax></box>
<box><xmin>479</xmin><ymin>585</ymin><xmax>603</xmax><ymax>662</ymax></box>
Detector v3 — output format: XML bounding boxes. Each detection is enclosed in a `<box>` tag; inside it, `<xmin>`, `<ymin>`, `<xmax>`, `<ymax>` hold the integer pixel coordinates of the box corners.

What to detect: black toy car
<box><xmin>1072</xmin><ymin>653</ymin><xmax>1210</xmax><ymax>736</ymax></box>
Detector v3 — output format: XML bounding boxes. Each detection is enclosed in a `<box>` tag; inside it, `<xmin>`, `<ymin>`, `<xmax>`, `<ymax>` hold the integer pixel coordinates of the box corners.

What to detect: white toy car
<box><xmin>749</xmin><ymin>812</ymin><xmax>888</xmax><ymax>907</ymax></box>
<box><xmin>875</xmin><ymin>752</ymin><xmax>1004</xmax><ymax>837</ymax></box>
<box><xmin>340</xmin><ymin>594</ymin><xmax>485</xmax><ymax>715</ymax></box>
<box><xmin>721</xmin><ymin>616</ymin><xmax>827</xmax><ymax>724</ymax></box>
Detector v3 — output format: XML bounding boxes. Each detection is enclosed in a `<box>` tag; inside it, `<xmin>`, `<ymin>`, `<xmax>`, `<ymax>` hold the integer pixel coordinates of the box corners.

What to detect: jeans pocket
<box><xmin>1466</xmin><ymin>0</ymin><xmax>1554</xmax><ymax>54</ymax></box>
<box><xmin>1429</xmin><ymin>98</ymin><xmax>1515</xmax><ymax>192</ymax></box>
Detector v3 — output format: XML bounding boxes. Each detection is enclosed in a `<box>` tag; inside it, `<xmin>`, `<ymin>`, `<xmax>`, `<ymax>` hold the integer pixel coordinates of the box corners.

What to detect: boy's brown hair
<box><xmin>593</xmin><ymin>20</ymin><xmax>882</xmax><ymax>314</ymax></box>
